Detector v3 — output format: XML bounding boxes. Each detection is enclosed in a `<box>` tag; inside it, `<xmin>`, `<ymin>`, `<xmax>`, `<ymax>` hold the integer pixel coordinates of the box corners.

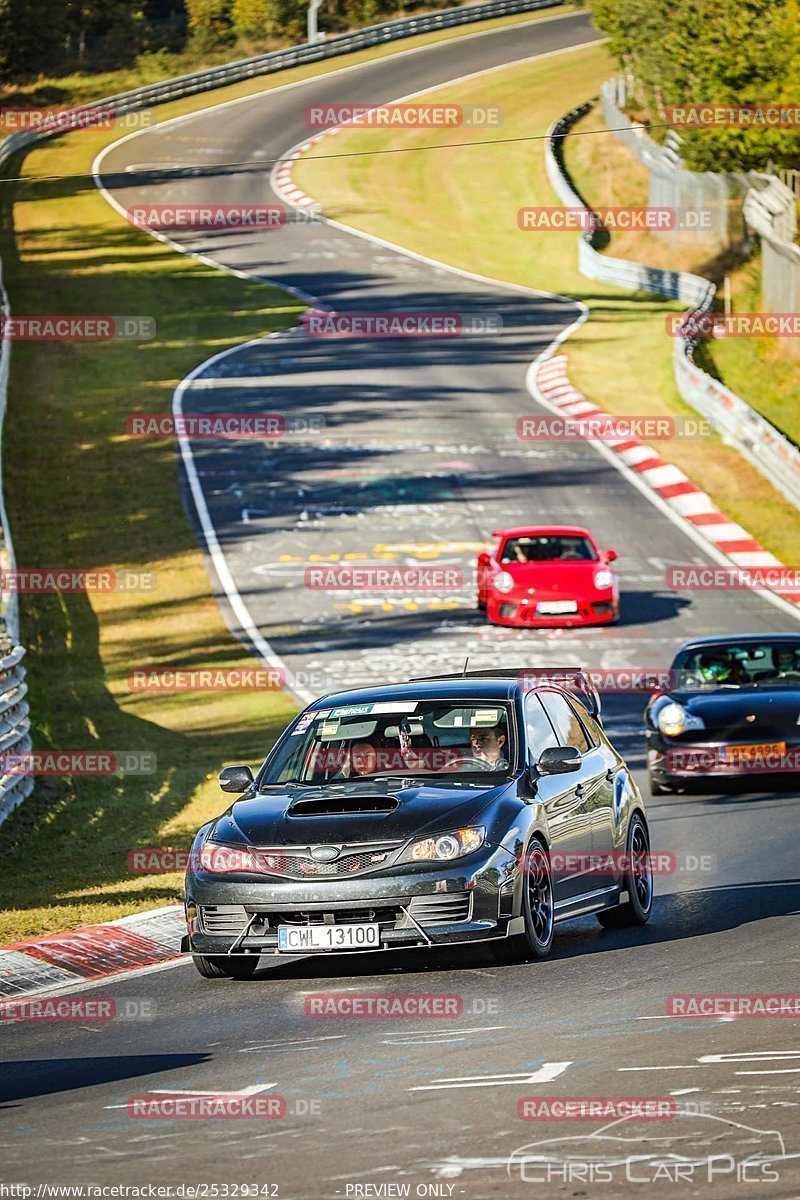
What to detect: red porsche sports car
<box><xmin>477</xmin><ymin>525</ymin><xmax>619</xmax><ymax>627</ymax></box>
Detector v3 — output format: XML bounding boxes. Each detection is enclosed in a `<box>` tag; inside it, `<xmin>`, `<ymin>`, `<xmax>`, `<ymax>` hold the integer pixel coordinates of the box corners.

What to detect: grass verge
<box><xmin>296</xmin><ymin>42</ymin><xmax>800</xmax><ymax>562</ymax></box>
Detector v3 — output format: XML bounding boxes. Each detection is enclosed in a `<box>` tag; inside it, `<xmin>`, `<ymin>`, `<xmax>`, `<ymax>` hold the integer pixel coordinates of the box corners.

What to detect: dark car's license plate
<box><xmin>721</xmin><ymin>741</ymin><xmax>786</xmax><ymax>763</ymax></box>
<box><xmin>278</xmin><ymin>924</ymin><xmax>380</xmax><ymax>952</ymax></box>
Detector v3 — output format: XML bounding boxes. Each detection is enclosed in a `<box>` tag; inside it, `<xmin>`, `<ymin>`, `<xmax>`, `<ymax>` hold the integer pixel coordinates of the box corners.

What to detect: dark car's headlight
<box><xmin>398</xmin><ymin>827</ymin><xmax>486</xmax><ymax>863</ymax></box>
<box><xmin>656</xmin><ymin>703</ymin><xmax>705</xmax><ymax>737</ymax></box>
<box><xmin>198</xmin><ymin>841</ymin><xmax>266</xmax><ymax>874</ymax></box>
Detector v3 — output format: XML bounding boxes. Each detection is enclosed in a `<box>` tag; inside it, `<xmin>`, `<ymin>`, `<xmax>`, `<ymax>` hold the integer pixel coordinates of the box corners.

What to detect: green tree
<box><xmin>588</xmin><ymin>0</ymin><xmax>800</xmax><ymax>171</ymax></box>
<box><xmin>0</xmin><ymin>0</ymin><xmax>67</xmax><ymax>80</ymax></box>
<box><xmin>185</xmin><ymin>0</ymin><xmax>234</xmax><ymax>49</ymax></box>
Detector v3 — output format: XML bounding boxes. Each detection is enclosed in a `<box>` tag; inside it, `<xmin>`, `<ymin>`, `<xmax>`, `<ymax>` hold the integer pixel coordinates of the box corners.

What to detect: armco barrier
<box><xmin>0</xmin><ymin>0</ymin><xmax>568</xmax><ymax>827</ymax></box>
<box><xmin>0</xmin><ymin>256</ymin><xmax>32</xmax><ymax>825</ymax></box>
<box><xmin>0</xmin><ymin>645</ymin><xmax>33</xmax><ymax>824</ymax></box>
<box><xmin>544</xmin><ymin>101</ymin><xmax>800</xmax><ymax>511</ymax></box>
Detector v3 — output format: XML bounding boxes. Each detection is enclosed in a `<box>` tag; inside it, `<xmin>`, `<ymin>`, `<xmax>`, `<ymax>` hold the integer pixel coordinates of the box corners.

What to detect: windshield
<box><xmin>262</xmin><ymin>700</ymin><xmax>517</xmax><ymax>786</ymax></box>
<box><xmin>500</xmin><ymin>535</ymin><xmax>597</xmax><ymax>563</ymax></box>
<box><xmin>672</xmin><ymin>642</ymin><xmax>800</xmax><ymax>688</ymax></box>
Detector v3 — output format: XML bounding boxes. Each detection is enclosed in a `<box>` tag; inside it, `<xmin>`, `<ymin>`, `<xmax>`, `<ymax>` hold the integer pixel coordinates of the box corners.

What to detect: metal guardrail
<box><xmin>0</xmin><ymin>0</ymin><xmax>569</xmax><ymax>825</ymax></box>
<box><xmin>0</xmin><ymin>645</ymin><xmax>33</xmax><ymax>824</ymax></box>
<box><xmin>0</xmin><ymin>254</ymin><xmax>31</xmax><ymax>825</ymax></box>
<box><xmin>544</xmin><ymin>102</ymin><xmax>800</xmax><ymax>511</ymax></box>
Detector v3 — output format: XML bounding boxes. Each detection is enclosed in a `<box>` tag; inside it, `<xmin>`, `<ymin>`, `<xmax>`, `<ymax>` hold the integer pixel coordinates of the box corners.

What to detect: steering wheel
<box><xmin>455</xmin><ymin>753</ymin><xmax>495</xmax><ymax>771</ymax></box>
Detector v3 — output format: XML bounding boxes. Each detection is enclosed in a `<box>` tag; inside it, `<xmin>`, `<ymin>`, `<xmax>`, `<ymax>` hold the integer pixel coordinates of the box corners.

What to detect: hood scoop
<box><xmin>288</xmin><ymin>795</ymin><xmax>400</xmax><ymax>816</ymax></box>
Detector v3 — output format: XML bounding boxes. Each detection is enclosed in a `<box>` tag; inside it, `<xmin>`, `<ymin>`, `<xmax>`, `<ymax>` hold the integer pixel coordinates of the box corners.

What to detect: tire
<box><xmin>597</xmin><ymin>813</ymin><xmax>653</xmax><ymax>929</ymax></box>
<box><xmin>477</xmin><ymin>595</ymin><xmax>486</xmax><ymax>612</ymax></box>
<box><xmin>494</xmin><ymin>840</ymin><xmax>555</xmax><ymax>961</ymax></box>
<box><xmin>192</xmin><ymin>954</ymin><xmax>260</xmax><ymax>979</ymax></box>
<box><xmin>649</xmin><ymin>774</ymin><xmax>677</xmax><ymax>796</ymax></box>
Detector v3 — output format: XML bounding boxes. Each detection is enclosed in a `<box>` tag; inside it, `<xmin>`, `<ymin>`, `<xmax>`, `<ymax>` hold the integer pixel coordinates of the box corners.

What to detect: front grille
<box><xmin>200</xmin><ymin>905</ymin><xmax>249</xmax><ymax>936</ymax></box>
<box><xmin>250</xmin><ymin>844</ymin><xmax>398</xmax><ymax>878</ymax></box>
<box><xmin>408</xmin><ymin>892</ymin><xmax>472</xmax><ymax>925</ymax></box>
<box><xmin>269</xmin><ymin>906</ymin><xmax>401</xmax><ymax>927</ymax></box>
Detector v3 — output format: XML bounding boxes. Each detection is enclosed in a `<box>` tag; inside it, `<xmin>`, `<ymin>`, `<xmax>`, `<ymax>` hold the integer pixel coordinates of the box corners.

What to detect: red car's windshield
<box><xmin>500</xmin><ymin>535</ymin><xmax>597</xmax><ymax>563</ymax></box>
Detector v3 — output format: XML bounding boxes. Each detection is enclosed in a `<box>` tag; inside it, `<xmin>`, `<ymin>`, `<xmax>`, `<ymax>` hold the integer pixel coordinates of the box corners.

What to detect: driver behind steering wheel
<box><xmin>772</xmin><ymin>646</ymin><xmax>800</xmax><ymax>678</ymax></box>
<box><xmin>470</xmin><ymin>723</ymin><xmax>509</xmax><ymax>769</ymax></box>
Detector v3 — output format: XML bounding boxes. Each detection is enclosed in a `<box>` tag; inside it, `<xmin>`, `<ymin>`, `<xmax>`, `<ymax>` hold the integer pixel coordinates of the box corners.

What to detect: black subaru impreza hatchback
<box><xmin>183</xmin><ymin>669</ymin><xmax>652</xmax><ymax>978</ymax></box>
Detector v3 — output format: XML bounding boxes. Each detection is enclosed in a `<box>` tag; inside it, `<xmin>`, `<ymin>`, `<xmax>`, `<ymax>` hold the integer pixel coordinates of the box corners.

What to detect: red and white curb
<box><xmin>273</xmin><ymin>127</ymin><xmax>346</xmax><ymax>209</ymax></box>
<box><xmin>532</xmin><ymin>354</ymin><xmax>800</xmax><ymax>605</ymax></box>
<box><xmin>0</xmin><ymin>905</ymin><xmax>184</xmax><ymax>999</ymax></box>
<box><xmin>274</xmin><ymin>132</ymin><xmax>332</xmax><ymax>208</ymax></box>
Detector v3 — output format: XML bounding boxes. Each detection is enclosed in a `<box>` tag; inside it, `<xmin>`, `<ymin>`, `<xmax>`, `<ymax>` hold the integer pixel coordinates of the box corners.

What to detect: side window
<box><xmin>523</xmin><ymin>694</ymin><xmax>559</xmax><ymax>760</ymax></box>
<box><xmin>540</xmin><ymin>691</ymin><xmax>591</xmax><ymax>754</ymax></box>
<box><xmin>574</xmin><ymin>705</ymin><xmax>602</xmax><ymax>749</ymax></box>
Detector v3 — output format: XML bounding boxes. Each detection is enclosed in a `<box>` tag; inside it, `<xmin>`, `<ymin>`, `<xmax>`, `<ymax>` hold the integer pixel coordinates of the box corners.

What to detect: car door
<box><xmin>523</xmin><ymin>690</ymin><xmax>593</xmax><ymax>900</ymax></box>
<box><xmin>538</xmin><ymin>690</ymin><xmax>610</xmax><ymax>899</ymax></box>
<box><xmin>572</xmin><ymin>702</ymin><xmax>618</xmax><ymax>858</ymax></box>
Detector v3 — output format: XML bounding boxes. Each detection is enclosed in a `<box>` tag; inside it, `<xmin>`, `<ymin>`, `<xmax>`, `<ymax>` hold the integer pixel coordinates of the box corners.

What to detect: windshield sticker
<box><xmin>473</xmin><ymin>708</ymin><xmax>502</xmax><ymax>726</ymax></box>
<box><xmin>291</xmin><ymin>711</ymin><xmax>315</xmax><ymax>735</ymax></box>
<box><xmin>320</xmin><ymin>720</ymin><xmax>340</xmax><ymax>737</ymax></box>
<box><xmin>327</xmin><ymin>701</ymin><xmax>418</xmax><ymax>718</ymax></box>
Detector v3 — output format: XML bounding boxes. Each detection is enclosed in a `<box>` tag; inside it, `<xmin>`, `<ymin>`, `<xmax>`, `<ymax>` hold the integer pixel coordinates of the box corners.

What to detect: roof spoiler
<box><xmin>407</xmin><ymin>667</ymin><xmax>602</xmax><ymax>721</ymax></box>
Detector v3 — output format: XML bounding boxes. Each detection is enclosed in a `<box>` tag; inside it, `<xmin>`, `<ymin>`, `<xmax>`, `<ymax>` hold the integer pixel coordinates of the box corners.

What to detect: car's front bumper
<box><xmin>183</xmin><ymin>843</ymin><xmax>520</xmax><ymax>957</ymax></box>
<box><xmin>648</xmin><ymin>736</ymin><xmax>800</xmax><ymax>782</ymax></box>
<box><xmin>487</xmin><ymin>594</ymin><xmax>617</xmax><ymax>628</ymax></box>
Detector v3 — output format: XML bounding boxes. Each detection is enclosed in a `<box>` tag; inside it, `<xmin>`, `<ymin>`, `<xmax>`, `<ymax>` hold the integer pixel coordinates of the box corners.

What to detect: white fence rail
<box><xmin>544</xmin><ymin>102</ymin><xmax>800</xmax><ymax>511</ymax></box>
<box><xmin>599</xmin><ymin>77</ymin><xmax>751</xmax><ymax>253</ymax></box>
<box><xmin>744</xmin><ymin>175</ymin><xmax>800</xmax><ymax>359</ymax></box>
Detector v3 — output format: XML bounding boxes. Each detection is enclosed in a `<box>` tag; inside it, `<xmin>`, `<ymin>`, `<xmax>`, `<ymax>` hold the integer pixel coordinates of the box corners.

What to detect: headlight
<box><xmin>656</xmin><ymin>703</ymin><xmax>705</xmax><ymax>737</ymax></box>
<box><xmin>401</xmin><ymin>826</ymin><xmax>485</xmax><ymax>863</ymax></box>
<box><xmin>199</xmin><ymin>841</ymin><xmax>263</xmax><ymax>873</ymax></box>
<box><xmin>493</xmin><ymin>571</ymin><xmax>515</xmax><ymax>594</ymax></box>
<box><xmin>594</xmin><ymin>568</ymin><xmax>614</xmax><ymax>590</ymax></box>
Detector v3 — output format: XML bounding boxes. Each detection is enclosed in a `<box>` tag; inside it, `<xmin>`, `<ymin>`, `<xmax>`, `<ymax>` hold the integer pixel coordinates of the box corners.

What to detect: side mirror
<box><xmin>605</xmin><ymin>548</ymin><xmax>618</xmax><ymax>563</ymax></box>
<box><xmin>537</xmin><ymin>745</ymin><xmax>581</xmax><ymax>775</ymax></box>
<box><xmin>219</xmin><ymin>764</ymin><xmax>255</xmax><ymax>793</ymax></box>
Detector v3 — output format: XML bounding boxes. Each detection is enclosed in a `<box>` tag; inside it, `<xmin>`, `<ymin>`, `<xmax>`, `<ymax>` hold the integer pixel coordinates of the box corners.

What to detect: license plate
<box><xmin>537</xmin><ymin>600</ymin><xmax>579</xmax><ymax>615</ymax></box>
<box><xmin>277</xmin><ymin>923</ymin><xmax>380</xmax><ymax>953</ymax></box>
<box><xmin>721</xmin><ymin>741</ymin><xmax>786</xmax><ymax>763</ymax></box>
